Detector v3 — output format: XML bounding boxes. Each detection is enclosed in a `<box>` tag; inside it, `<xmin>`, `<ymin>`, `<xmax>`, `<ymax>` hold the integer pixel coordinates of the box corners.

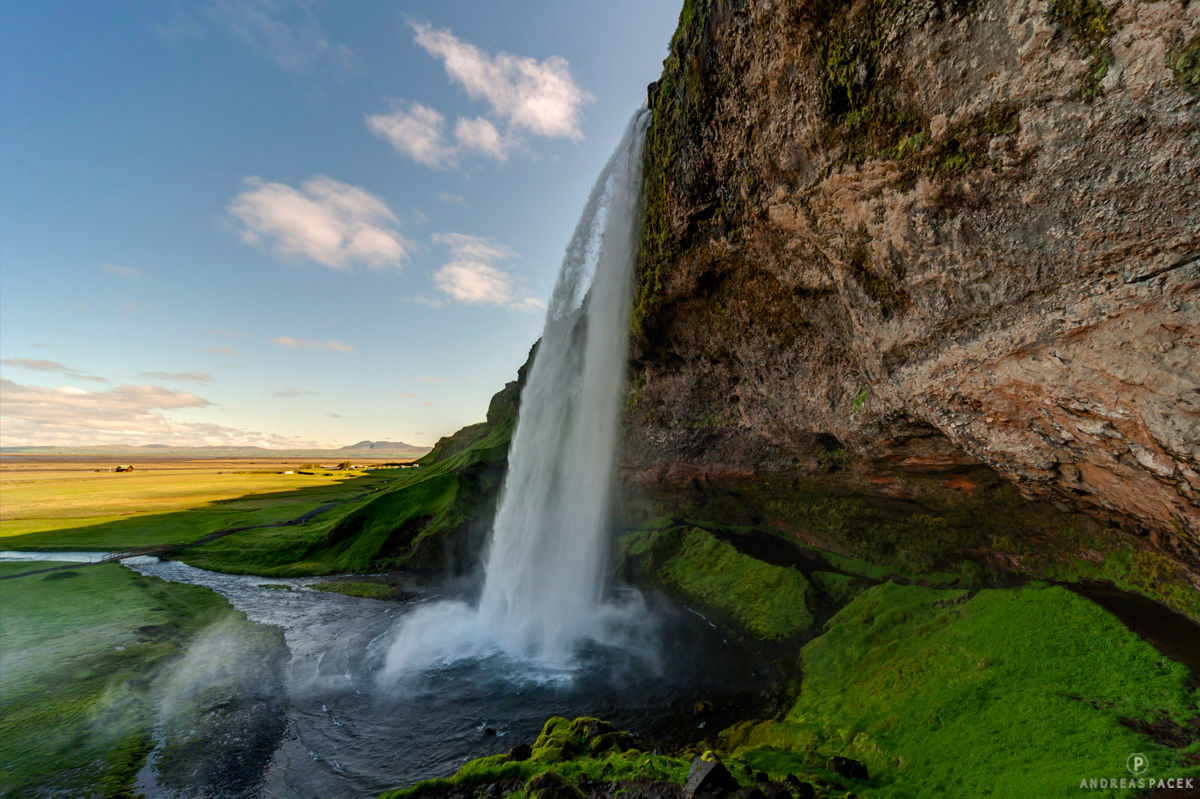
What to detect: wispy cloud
<box><xmin>328</xmin><ymin>412</ymin><xmax>343</xmax><ymax>418</ymax></box>
<box><xmin>31</xmin><ymin>343</ymin><xmax>52</xmax><ymax>349</ymax></box>
<box><xmin>201</xmin><ymin>0</ymin><xmax>356</xmax><ymax>74</ymax></box>
<box><xmin>436</xmin><ymin>191</ymin><xmax>467</xmax><ymax>206</ymax></box>
<box><xmin>2</xmin><ymin>358</ymin><xmax>71</xmax><ymax>373</ymax></box>
<box><xmin>430</xmin><ymin>233</ymin><xmax>543</xmax><ymax>311</ymax></box>
<box><xmin>370</xmin><ymin>23</ymin><xmax>590</xmax><ymax>168</ymax></box>
<box><xmin>101</xmin><ymin>264</ymin><xmax>143</xmax><ymax>278</ymax></box>
<box><xmin>0</xmin><ymin>378</ymin><xmax>314</xmax><ymax>448</ymax></box>
<box><xmin>422</xmin><ymin>401</ymin><xmax>436</xmax><ymax>408</ymax></box>
<box><xmin>418</xmin><ymin>376</ymin><xmax>439</xmax><ymax>383</ymax></box>
<box><xmin>229</xmin><ymin>176</ymin><xmax>411</xmax><ymax>271</ymax></box>
<box><xmin>271</xmin><ymin>336</ymin><xmax>354</xmax><ymax>352</ymax></box>
<box><xmin>1</xmin><ymin>358</ymin><xmax>109</xmax><ymax>384</ymax></box>
<box><xmin>140</xmin><ymin>371</ymin><xmax>214</xmax><ymax>382</ymax></box>
<box><xmin>398</xmin><ymin>391</ymin><xmax>418</xmax><ymax>398</ymax></box>
<box><xmin>271</xmin><ymin>388</ymin><xmax>317</xmax><ymax>398</ymax></box>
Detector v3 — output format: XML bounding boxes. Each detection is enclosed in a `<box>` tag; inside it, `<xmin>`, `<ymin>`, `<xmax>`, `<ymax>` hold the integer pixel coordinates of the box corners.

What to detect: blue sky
<box><xmin>0</xmin><ymin>0</ymin><xmax>681</xmax><ymax>449</ymax></box>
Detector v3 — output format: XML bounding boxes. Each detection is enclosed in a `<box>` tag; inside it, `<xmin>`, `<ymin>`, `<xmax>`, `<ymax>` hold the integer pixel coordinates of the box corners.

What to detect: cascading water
<box><xmin>380</xmin><ymin>108</ymin><xmax>652</xmax><ymax>677</ymax></box>
<box><xmin>477</xmin><ymin>108</ymin><xmax>651</xmax><ymax>659</ymax></box>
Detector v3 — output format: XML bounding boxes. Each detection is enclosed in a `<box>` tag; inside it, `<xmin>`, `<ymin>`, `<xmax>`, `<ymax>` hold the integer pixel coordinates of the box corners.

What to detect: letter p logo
<box><xmin>1127</xmin><ymin>753</ymin><xmax>1149</xmax><ymax>776</ymax></box>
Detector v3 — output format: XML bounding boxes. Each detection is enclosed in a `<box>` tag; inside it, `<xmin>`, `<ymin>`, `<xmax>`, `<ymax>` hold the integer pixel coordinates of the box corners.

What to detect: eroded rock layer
<box><xmin>626</xmin><ymin>0</ymin><xmax>1200</xmax><ymax>568</ymax></box>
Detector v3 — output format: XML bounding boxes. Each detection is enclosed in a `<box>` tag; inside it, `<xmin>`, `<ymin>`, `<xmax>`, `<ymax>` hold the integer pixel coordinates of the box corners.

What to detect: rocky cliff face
<box><xmin>626</xmin><ymin>0</ymin><xmax>1200</xmax><ymax>573</ymax></box>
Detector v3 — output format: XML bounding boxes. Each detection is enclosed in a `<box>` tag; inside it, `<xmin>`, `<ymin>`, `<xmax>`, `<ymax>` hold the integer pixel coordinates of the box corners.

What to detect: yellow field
<box><xmin>0</xmin><ymin>457</ymin><xmax>398</xmax><ymax>543</ymax></box>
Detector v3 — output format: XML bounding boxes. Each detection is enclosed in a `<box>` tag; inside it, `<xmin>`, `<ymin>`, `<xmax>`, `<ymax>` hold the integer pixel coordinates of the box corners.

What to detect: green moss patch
<box><xmin>1168</xmin><ymin>32</ymin><xmax>1200</xmax><ymax>92</ymax></box>
<box><xmin>626</xmin><ymin>526</ymin><xmax>815</xmax><ymax>641</ymax></box>
<box><xmin>724</xmin><ymin>582</ymin><xmax>1200</xmax><ymax>797</ymax></box>
<box><xmin>307</xmin><ymin>580</ymin><xmax>397</xmax><ymax>600</ymax></box>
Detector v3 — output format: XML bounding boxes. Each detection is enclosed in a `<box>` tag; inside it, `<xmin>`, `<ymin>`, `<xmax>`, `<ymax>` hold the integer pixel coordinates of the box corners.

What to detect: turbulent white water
<box><xmin>381</xmin><ymin>108</ymin><xmax>652</xmax><ymax>677</ymax></box>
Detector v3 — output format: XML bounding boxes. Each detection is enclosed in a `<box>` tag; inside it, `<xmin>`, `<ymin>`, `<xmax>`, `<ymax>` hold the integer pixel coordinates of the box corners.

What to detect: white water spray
<box><xmin>381</xmin><ymin>109</ymin><xmax>651</xmax><ymax>677</ymax></box>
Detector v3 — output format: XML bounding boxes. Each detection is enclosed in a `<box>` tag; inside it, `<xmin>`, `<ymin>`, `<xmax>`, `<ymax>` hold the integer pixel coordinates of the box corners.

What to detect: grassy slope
<box><xmin>0</xmin><ymin>562</ymin><xmax>236</xmax><ymax>798</ymax></box>
<box><xmin>177</xmin><ymin>351</ymin><xmax>531</xmax><ymax>576</ymax></box>
<box><xmin>726</xmin><ymin>582</ymin><xmax>1200</xmax><ymax>797</ymax></box>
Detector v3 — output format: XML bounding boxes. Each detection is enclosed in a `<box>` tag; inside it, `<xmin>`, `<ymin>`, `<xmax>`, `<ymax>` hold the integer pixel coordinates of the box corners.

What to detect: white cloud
<box><xmin>454</xmin><ymin>116</ymin><xmax>512</xmax><ymax>162</ymax></box>
<box><xmin>140</xmin><ymin>371</ymin><xmax>214</xmax><ymax>382</ymax></box>
<box><xmin>371</xmin><ymin>24</ymin><xmax>591</xmax><ymax>169</ymax></box>
<box><xmin>0</xmin><ymin>379</ymin><xmax>315</xmax><ymax>449</ymax></box>
<box><xmin>229</xmin><ymin>176</ymin><xmax>410</xmax><ymax>271</ymax></box>
<box><xmin>418</xmin><ymin>376</ymin><xmax>439</xmax><ymax>383</ymax></box>
<box><xmin>436</xmin><ymin>191</ymin><xmax>467</xmax><ymax>206</ymax></box>
<box><xmin>410</xmin><ymin>22</ymin><xmax>590</xmax><ymax>140</ymax></box>
<box><xmin>271</xmin><ymin>388</ymin><xmax>316</xmax><ymax>398</ymax></box>
<box><xmin>366</xmin><ymin>102</ymin><xmax>456</xmax><ymax>168</ymax></box>
<box><xmin>430</xmin><ymin>233</ymin><xmax>544</xmax><ymax>311</ymax></box>
<box><xmin>101</xmin><ymin>264</ymin><xmax>143</xmax><ymax>278</ymax></box>
<box><xmin>202</xmin><ymin>0</ymin><xmax>356</xmax><ymax>74</ymax></box>
<box><xmin>271</xmin><ymin>336</ymin><xmax>354</xmax><ymax>352</ymax></box>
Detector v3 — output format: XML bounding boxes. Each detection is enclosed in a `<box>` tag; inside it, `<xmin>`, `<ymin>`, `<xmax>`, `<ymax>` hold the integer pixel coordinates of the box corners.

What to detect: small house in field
<box><xmin>114</xmin><ymin>465</ymin><xmax>134</xmax><ymax>473</ymax></box>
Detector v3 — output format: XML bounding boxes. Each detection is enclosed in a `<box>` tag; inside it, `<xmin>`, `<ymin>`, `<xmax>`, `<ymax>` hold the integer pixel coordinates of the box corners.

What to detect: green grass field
<box><xmin>0</xmin><ymin>561</ymin><xmax>237</xmax><ymax>798</ymax></box>
<box><xmin>0</xmin><ymin>465</ymin><xmax>394</xmax><ymax>551</ymax></box>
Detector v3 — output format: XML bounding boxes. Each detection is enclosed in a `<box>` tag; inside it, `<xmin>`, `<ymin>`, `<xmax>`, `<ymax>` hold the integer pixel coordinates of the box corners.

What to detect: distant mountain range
<box><xmin>0</xmin><ymin>440</ymin><xmax>431</xmax><ymax>458</ymax></box>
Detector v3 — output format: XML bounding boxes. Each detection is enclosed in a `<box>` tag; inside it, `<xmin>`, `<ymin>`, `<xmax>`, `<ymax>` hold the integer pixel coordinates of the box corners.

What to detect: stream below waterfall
<box><xmin>114</xmin><ymin>557</ymin><xmax>763</xmax><ymax>799</ymax></box>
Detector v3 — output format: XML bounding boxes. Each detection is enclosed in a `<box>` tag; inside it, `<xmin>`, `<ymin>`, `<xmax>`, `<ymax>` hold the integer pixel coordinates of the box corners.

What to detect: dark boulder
<box><xmin>760</xmin><ymin>781</ymin><xmax>791</xmax><ymax>799</ymax></box>
<box><xmin>506</xmin><ymin>743</ymin><xmax>532</xmax><ymax>762</ymax></box>
<box><xmin>683</xmin><ymin>755</ymin><xmax>740</xmax><ymax>799</ymax></box>
<box><xmin>827</xmin><ymin>757</ymin><xmax>868</xmax><ymax>781</ymax></box>
<box><xmin>784</xmin><ymin>774</ymin><xmax>815</xmax><ymax>799</ymax></box>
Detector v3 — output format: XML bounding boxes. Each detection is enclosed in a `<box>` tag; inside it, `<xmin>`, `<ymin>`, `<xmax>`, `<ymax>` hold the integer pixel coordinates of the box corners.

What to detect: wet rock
<box><xmin>735</xmin><ymin>787</ymin><xmax>766</xmax><ymax>799</ymax></box>
<box><xmin>827</xmin><ymin>757</ymin><xmax>868</xmax><ymax>781</ymax></box>
<box><xmin>760</xmin><ymin>781</ymin><xmax>792</xmax><ymax>799</ymax></box>
<box><xmin>507</xmin><ymin>743</ymin><xmax>532</xmax><ymax>762</ymax></box>
<box><xmin>484</xmin><ymin>727</ymin><xmax>498</xmax><ymax>737</ymax></box>
<box><xmin>527</xmin><ymin>771</ymin><xmax>585</xmax><ymax>799</ymax></box>
<box><xmin>783</xmin><ymin>775</ymin><xmax>814</xmax><ymax>799</ymax></box>
<box><xmin>683</xmin><ymin>755</ymin><xmax>740</xmax><ymax>799</ymax></box>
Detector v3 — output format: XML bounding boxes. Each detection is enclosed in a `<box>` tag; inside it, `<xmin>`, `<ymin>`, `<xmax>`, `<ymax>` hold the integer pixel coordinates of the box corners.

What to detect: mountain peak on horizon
<box><xmin>338</xmin><ymin>440</ymin><xmax>420</xmax><ymax>451</ymax></box>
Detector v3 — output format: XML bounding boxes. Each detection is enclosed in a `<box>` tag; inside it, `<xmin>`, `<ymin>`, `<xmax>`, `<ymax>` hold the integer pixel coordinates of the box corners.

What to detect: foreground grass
<box><xmin>724</xmin><ymin>582</ymin><xmax>1200</xmax><ymax>798</ymax></box>
<box><xmin>0</xmin><ymin>562</ymin><xmax>235</xmax><ymax>798</ymax></box>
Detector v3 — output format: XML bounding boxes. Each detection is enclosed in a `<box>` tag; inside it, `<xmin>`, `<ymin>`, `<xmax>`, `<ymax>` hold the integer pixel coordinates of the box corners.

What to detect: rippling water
<box><xmin>119</xmin><ymin>557</ymin><xmax>761</xmax><ymax>799</ymax></box>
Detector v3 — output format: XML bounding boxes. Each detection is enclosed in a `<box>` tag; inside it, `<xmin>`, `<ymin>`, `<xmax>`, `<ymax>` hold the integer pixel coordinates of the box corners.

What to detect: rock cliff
<box><xmin>626</xmin><ymin>0</ymin><xmax>1200</xmax><ymax>574</ymax></box>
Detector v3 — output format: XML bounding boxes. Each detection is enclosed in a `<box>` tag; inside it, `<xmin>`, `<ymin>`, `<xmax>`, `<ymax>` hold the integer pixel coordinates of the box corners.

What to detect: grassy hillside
<box><xmin>178</xmin><ymin>344</ymin><xmax>535</xmax><ymax>576</ymax></box>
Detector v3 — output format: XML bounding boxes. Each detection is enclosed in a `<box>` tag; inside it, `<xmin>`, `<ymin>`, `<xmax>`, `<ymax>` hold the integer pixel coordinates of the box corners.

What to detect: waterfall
<box><xmin>476</xmin><ymin>108</ymin><xmax>651</xmax><ymax>660</ymax></box>
<box><xmin>380</xmin><ymin>109</ymin><xmax>651</xmax><ymax>677</ymax></box>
